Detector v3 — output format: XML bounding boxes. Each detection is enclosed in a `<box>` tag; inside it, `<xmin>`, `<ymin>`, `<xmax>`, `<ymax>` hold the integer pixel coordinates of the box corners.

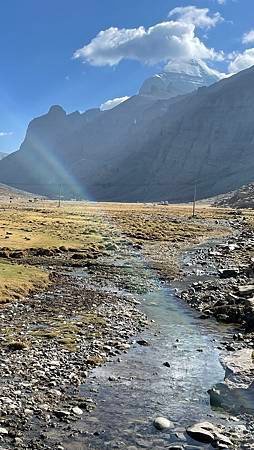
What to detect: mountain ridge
<box><xmin>0</xmin><ymin>64</ymin><xmax>253</xmax><ymax>201</ymax></box>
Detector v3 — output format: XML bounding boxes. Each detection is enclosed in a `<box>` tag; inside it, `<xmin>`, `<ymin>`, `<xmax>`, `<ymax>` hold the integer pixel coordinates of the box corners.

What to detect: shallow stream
<box><xmin>63</xmin><ymin>255</ymin><xmax>233</xmax><ymax>449</ymax></box>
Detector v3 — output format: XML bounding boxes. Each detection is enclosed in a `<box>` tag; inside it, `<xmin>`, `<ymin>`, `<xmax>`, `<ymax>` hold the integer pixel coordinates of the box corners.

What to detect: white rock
<box><xmin>72</xmin><ymin>406</ymin><xmax>83</xmax><ymax>416</ymax></box>
<box><xmin>153</xmin><ymin>417</ymin><xmax>174</xmax><ymax>431</ymax></box>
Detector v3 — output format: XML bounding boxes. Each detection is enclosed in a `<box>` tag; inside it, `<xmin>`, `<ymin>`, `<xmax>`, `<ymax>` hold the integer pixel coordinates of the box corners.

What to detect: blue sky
<box><xmin>0</xmin><ymin>0</ymin><xmax>254</xmax><ymax>153</ymax></box>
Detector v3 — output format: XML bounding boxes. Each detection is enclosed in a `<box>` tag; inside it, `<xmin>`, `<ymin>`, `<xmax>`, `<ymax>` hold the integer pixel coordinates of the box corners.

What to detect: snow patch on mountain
<box><xmin>139</xmin><ymin>59</ymin><xmax>223</xmax><ymax>99</ymax></box>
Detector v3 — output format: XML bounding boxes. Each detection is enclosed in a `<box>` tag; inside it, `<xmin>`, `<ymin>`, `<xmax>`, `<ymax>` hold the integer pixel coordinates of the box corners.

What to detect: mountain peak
<box><xmin>139</xmin><ymin>59</ymin><xmax>222</xmax><ymax>99</ymax></box>
<box><xmin>48</xmin><ymin>105</ymin><xmax>66</xmax><ymax>116</ymax></box>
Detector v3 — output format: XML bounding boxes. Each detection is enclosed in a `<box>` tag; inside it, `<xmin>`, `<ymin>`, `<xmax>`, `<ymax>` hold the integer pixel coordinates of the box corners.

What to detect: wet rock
<box><xmin>218</xmin><ymin>268</ymin><xmax>239</xmax><ymax>279</ymax></box>
<box><xmin>226</xmin><ymin>344</ymin><xmax>235</xmax><ymax>352</ymax></box>
<box><xmin>54</xmin><ymin>410</ymin><xmax>71</xmax><ymax>419</ymax></box>
<box><xmin>153</xmin><ymin>417</ymin><xmax>174</xmax><ymax>431</ymax></box>
<box><xmin>209</xmin><ymin>349</ymin><xmax>254</xmax><ymax>414</ymax></box>
<box><xmin>108</xmin><ymin>376</ymin><xmax>118</xmax><ymax>382</ymax></box>
<box><xmin>186</xmin><ymin>422</ymin><xmax>216</xmax><ymax>443</ymax></box>
<box><xmin>137</xmin><ymin>339</ymin><xmax>149</xmax><ymax>346</ymax></box>
<box><xmin>163</xmin><ymin>361</ymin><xmax>171</xmax><ymax>367</ymax></box>
<box><xmin>233</xmin><ymin>333</ymin><xmax>244</xmax><ymax>341</ymax></box>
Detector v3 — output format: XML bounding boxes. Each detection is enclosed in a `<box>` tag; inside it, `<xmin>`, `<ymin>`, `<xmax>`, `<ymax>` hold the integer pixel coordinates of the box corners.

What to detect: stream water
<box><xmin>63</xmin><ymin>259</ymin><xmax>233</xmax><ymax>450</ymax></box>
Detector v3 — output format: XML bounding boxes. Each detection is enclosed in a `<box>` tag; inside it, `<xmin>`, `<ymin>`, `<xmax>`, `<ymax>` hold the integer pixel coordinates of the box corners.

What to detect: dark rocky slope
<box><xmin>214</xmin><ymin>182</ymin><xmax>254</xmax><ymax>209</ymax></box>
<box><xmin>0</xmin><ymin>65</ymin><xmax>254</xmax><ymax>201</ymax></box>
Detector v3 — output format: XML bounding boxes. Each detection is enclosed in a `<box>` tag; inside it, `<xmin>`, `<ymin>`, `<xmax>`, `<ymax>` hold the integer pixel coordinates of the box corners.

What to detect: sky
<box><xmin>0</xmin><ymin>0</ymin><xmax>254</xmax><ymax>153</ymax></box>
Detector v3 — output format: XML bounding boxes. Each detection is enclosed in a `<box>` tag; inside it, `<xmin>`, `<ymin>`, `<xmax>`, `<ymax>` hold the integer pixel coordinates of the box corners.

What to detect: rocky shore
<box><xmin>172</xmin><ymin>213</ymin><xmax>254</xmax><ymax>446</ymax></box>
<box><xmin>0</xmin><ymin>269</ymin><xmax>149</xmax><ymax>449</ymax></box>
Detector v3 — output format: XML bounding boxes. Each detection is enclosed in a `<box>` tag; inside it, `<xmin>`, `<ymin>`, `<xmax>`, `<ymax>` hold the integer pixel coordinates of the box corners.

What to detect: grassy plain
<box><xmin>0</xmin><ymin>199</ymin><xmax>234</xmax><ymax>302</ymax></box>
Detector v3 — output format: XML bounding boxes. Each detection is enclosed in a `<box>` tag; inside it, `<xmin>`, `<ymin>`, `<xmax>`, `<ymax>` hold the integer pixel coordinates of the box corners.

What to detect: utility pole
<box><xmin>192</xmin><ymin>182</ymin><xmax>197</xmax><ymax>218</ymax></box>
<box><xmin>58</xmin><ymin>184</ymin><xmax>62</xmax><ymax>207</ymax></box>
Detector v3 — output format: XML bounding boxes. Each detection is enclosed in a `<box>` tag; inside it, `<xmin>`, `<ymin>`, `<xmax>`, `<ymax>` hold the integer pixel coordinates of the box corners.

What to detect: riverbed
<box><xmin>61</xmin><ymin>257</ymin><xmax>235</xmax><ymax>450</ymax></box>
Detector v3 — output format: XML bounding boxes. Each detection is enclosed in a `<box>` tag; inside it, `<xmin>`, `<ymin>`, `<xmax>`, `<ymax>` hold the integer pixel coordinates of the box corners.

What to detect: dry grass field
<box><xmin>0</xmin><ymin>199</ymin><xmax>236</xmax><ymax>302</ymax></box>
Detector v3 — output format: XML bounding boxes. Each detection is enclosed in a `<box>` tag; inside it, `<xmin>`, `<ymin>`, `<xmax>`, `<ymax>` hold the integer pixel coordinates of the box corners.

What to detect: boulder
<box><xmin>186</xmin><ymin>422</ymin><xmax>215</xmax><ymax>443</ymax></box>
<box><xmin>209</xmin><ymin>349</ymin><xmax>254</xmax><ymax>414</ymax></box>
<box><xmin>153</xmin><ymin>417</ymin><xmax>174</xmax><ymax>431</ymax></box>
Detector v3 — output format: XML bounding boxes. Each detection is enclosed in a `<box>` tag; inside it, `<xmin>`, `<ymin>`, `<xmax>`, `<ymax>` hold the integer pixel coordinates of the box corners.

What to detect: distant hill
<box><xmin>0</xmin><ymin>63</ymin><xmax>254</xmax><ymax>202</ymax></box>
<box><xmin>0</xmin><ymin>182</ymin><xmax>42</xmax><ymax>200</ymax></box>
<box><xmin>214</xmin><ymin>183</ymin><xmax>254</xmax><ymax>209</ymax></box>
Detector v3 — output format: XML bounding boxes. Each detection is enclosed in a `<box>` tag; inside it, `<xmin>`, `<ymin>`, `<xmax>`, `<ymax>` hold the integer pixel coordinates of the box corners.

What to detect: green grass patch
<box><xmin>0</xmin><ymin>261</ymin><xmax>49</xmax><ymax>303</ymax></box>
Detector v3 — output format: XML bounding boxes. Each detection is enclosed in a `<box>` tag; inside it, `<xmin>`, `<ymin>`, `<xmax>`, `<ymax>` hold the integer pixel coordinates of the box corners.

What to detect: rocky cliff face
<box><xmin>0</xmin><ymin>65</ymin><xmax>253</xmax><ymax>201</ymax></box>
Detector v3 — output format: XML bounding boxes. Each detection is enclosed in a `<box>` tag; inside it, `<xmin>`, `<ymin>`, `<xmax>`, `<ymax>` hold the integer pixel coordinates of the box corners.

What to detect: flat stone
<box><xmin>153</xmin><ymin>416</ymin><xmax>174</xmax><ymax>431</ymax></box>
<box><xmin>186</xmin><ymin>422</ymin><xmax>216</xmax><ymax>443</ymax></box>
<box><xmin>238</xmin><ymin>285</ymin><xmax>254</xmax><ymax>296</ymax></box>
<box><xmin>0</xmin><ymin>428</ymin><xmax>8</xmax><ymax>435</ymax></box>
<box><xmin>54</xmin><ymin>410</ymin><xmax>71</xmax><ymax>418</ymax></box>
<box><xmin>218</xmin><ymin>268</ymin><xmax>239</xmax><ymax>279</ymax></box>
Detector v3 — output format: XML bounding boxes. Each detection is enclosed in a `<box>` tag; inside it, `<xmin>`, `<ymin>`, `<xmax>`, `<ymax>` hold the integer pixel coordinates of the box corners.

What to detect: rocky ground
<box><xmin>171</xmin><ymin>213</ymin><xmax>254</xmax><ymax>448</ymax></box>
<box><xmin>175</xmin><ymin>213</ymin><xmax>254</xmax><ymax>343</ymax></box>
<box><xmin>214</xmin><ymin>182</ymin><xmax>254</xmax><ymax>209</ymax></box>
<box><xmin>0</xmin><ymin>267</ymin><xmax>150</xmax><ymax>449</ymax></box>
<box><xmin>0</xmin><ymin>203</ymin><xmax>254</xmax><ymax>449</ymax></box>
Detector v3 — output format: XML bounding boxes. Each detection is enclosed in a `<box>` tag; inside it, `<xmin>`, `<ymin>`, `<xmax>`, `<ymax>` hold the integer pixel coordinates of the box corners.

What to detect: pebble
<box><xmin>72</xmin><ymin>406</ymin><xmax>83</xmax><ymax>416</ymax></box>
<box><xmin>163</xmin><ymin>361</ymin><xmax>171</xmax><ymax>367</ymax></box>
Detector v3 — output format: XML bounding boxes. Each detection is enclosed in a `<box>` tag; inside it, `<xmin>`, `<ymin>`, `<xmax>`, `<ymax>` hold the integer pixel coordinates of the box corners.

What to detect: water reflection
<box><xmin>63</xmin><ymin>286</ymin><xmax>230</xmax><ymax>449</ymax></box>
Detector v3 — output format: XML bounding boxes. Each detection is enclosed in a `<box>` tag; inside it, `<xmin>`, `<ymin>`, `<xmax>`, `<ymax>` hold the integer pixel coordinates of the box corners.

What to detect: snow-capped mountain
<box><xmin>139</xmin><ymin>59</ymin><xmax>222</xmax><ymax>99</ymax></box>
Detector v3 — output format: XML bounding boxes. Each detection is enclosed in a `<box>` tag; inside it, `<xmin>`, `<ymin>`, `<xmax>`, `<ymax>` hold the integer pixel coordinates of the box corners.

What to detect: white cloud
<box><xmin>74</xmin><ymin>8</ymin><xmax>223</xmax><ymax>67</ymax></box>
<box><xmin>0</xmin><ymin>131</ymin><xmax>13</xmax><ymax>137</ymax></box>
<box><xmin>100</xmin><ymin>96</ymin><xmax>130</xmax><ymax>111</ymax></box>
<box><xmin>168</xmin><ymin>6</ymin><xmax>223</xmax><ymax>29</ymax></box>
<box><xmin>228</xmin><ymin>48</ymin><xmax>254</xmax><ymax>73</ymax></box>
<box><xmin>242</xmin><ymin>29</ymin><xmax>254</xmax><ymax>45</ymax></box>
<box><xmin>217</xmin><ymin>0</ymin><xmax>226</xmax><ymax>5</ymax></box>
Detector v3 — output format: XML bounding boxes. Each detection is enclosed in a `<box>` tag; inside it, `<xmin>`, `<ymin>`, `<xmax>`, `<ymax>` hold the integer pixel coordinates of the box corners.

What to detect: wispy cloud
<box><xmin>228</xmin><ymin>48</ymin><xmax>254</xmax><ymax>73</ymax></box>
<box><xmin>0</xmin><ymin>131</ymin><xmax>13</xmax><ymax>137</ymax></box>
<box><xmin>168</xmin><ymin>6</ymin><xmax>223</xmax><ymax>29</ymax></box>
<box><xmin>242</xmin><ymin>30</ymin><xmax>254</xmax><ymax>45</ymax></box>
